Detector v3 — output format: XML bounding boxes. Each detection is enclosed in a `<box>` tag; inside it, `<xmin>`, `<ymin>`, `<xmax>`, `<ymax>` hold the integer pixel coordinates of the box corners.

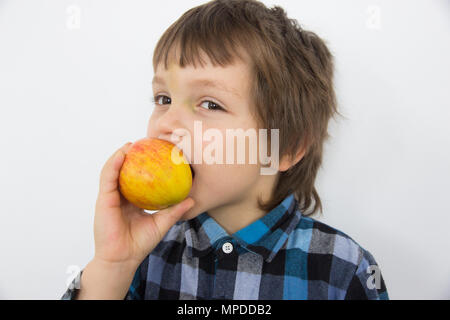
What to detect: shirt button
<box><xmin>222</xmin><ymin>242</ymin><xmax>233</xmax><ymax>254</ymax></box>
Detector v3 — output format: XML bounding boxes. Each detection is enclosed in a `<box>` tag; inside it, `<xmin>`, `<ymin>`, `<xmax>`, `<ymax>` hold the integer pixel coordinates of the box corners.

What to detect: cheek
<box><xmin>200</xmin><ymin>163</ymin><xmax>260</xmax><ymax>194</ymax></box>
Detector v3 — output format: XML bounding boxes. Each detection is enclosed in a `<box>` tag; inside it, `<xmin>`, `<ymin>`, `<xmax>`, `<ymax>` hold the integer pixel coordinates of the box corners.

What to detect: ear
<box><xmin>278</xmin><ymin>147</ymin><xmax>306</xmax><ymax>172</ymax></box>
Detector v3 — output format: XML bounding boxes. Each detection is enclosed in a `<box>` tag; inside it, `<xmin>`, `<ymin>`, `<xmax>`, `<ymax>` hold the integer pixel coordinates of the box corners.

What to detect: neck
<box><xmin>207</xmin><ymin>196</ymin><xmax>265</xmax><ymax>235</ymax></box>
<box><xmin>207</xmin><ymin>175</ymin><xmax>277</xmax><ymax>234</ymax></box>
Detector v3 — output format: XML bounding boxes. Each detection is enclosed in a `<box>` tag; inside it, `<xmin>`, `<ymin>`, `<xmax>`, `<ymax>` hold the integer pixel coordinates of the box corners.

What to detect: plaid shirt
<box><xmin>62</xmin><ymin>194</ymin><xmax>388</xmax><ymax>300</ymax></box>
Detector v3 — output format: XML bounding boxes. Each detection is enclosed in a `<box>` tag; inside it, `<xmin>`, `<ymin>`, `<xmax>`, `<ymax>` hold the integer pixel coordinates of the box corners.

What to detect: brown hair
<box><xmin>152</xmin><ymin>0</ymin><xmax>343</xmax><ymax>216</ymax></box>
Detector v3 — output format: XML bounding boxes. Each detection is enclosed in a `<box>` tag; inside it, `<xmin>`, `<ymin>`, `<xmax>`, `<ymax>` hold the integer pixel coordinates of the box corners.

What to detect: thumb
<box><xmin>151</xmin><ymin>197</ymin><xmax>195</xmax><ymax>241</ymax></box>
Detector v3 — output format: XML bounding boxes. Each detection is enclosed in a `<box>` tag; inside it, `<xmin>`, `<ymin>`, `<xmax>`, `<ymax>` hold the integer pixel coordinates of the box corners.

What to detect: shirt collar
<box><xmin>183</xmin><ymin>193</ymin><xmax>301</xmax><ymax>263</ymax></box>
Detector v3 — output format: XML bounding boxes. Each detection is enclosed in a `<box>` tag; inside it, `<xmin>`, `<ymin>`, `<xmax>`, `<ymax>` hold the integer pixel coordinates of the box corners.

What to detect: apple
<box><xmin>118</xmin><ymin>138</ymin><xmax>193</xmax><ymax>210</ymax></box>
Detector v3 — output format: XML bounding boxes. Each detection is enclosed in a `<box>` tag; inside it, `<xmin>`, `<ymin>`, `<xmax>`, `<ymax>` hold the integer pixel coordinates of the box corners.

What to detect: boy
<box><xmin>62</xmin><ymin>0</ymin><xmax>388</xmax><ymax>300</ymax></box>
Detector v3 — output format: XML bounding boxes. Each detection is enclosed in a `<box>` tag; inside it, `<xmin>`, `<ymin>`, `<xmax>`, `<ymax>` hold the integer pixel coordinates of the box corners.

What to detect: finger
<box><xmin>151</xmin><ymin>197</ymin><xmax>195</xmax><ymax>240</ymax></box>
<box><xmin>99</xmin><ymin>142</ymin><xmax>133</xmax><ymax>195</ymax></box>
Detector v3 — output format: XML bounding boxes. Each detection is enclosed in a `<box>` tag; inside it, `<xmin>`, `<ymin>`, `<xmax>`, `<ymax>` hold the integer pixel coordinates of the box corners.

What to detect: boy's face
<box><xmin>147</xmin><ymin>51</ymin><xmax>277</xmax><ymax>220</ymax></box>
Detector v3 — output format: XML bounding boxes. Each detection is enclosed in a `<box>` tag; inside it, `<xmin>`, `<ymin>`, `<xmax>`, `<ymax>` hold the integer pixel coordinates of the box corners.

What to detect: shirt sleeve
<box><xmin>344</xmin><ymin>248</ymin><xmax>389</xmax><ymax>300</ymax></box>
<box><xmin>60</xmin><ymin>256</ymin><xmax>149</xmax><ymax>300</ymax></box>
<box><xmin>124</xmin><ymin>258</ymin><xmax>148</xmax><ymax>300</ymax></box>
<box><xmin>60</xmin><ymin>270</ymin><xmax>83</xmax><ymax>300</ymax></box>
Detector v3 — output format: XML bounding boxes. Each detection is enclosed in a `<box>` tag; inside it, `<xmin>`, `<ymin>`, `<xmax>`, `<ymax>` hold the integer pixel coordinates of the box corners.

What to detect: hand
<box><xmin>93</xmin><ymin>142</ymin><xmax>195</xmax><ymax>268</ymax></box>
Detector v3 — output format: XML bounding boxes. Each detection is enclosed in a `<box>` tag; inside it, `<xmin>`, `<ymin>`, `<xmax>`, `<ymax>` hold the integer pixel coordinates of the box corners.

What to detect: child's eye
<box><xmin>198</xmin><ymin>100</ymin><xmax>225</xmax><ymax>111</ymax></box>
<box><xmin>152</xmin><ymin>95</ymin><xmax>171</xmax><ymax>105</ymax></box>
<box><xmin>152</xmin><ymin>95</ymin><xmax>225</xmax><ymax>112</ymax></box>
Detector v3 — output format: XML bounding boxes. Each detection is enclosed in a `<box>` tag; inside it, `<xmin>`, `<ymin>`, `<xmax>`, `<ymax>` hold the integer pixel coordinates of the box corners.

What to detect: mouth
<box><xmin>182</xmin><ymin>149</ymin><xmax>195</xmax><ymax>180</ymax></box>
<box><xmin>190</xmin><ymin>164</ymin><xmax>196</xmax><ymax>180</ymax></box>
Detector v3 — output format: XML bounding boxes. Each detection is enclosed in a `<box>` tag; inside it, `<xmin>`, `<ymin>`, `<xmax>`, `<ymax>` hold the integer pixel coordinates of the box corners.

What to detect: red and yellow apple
<box><xmin>118</xmin><ymin>138</ymin><xmax>193</xmax><ymax>210</ymax></box>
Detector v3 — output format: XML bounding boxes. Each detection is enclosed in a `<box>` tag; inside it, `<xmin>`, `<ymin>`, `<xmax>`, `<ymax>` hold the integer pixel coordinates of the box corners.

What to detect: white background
<box><xmin>0</xmin><ymin>0</ymin><xmax>449</xmax><ymax>299</ymax></box>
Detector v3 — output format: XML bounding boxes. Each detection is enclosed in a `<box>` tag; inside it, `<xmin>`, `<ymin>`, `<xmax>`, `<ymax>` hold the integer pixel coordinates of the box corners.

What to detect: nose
<box><xmin>154</xmin><ymin>104</ymin><xmax>189</xmax><ymax>145</ymax></box>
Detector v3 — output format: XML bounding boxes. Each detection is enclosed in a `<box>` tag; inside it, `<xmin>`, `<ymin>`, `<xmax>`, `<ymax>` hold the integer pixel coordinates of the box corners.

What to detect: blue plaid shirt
<box><xmin>62</xmin><ymin>193</ymin><xmax>388</xmax><ymax>300</ymax></box>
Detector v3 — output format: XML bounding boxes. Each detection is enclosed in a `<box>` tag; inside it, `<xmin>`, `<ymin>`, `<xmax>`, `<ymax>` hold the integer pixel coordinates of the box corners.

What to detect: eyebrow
<box><xmin>152</xmin><ymin>76</ymin><xmax>241</xmax><ymax>98</ymax></box>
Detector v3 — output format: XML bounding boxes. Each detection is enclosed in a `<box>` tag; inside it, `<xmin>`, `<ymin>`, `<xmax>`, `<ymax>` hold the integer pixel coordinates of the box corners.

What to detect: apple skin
<box><xmin>118</xmin><ymin>138</ymin><xmax>192</xmax><ymax>210</ymax></box>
